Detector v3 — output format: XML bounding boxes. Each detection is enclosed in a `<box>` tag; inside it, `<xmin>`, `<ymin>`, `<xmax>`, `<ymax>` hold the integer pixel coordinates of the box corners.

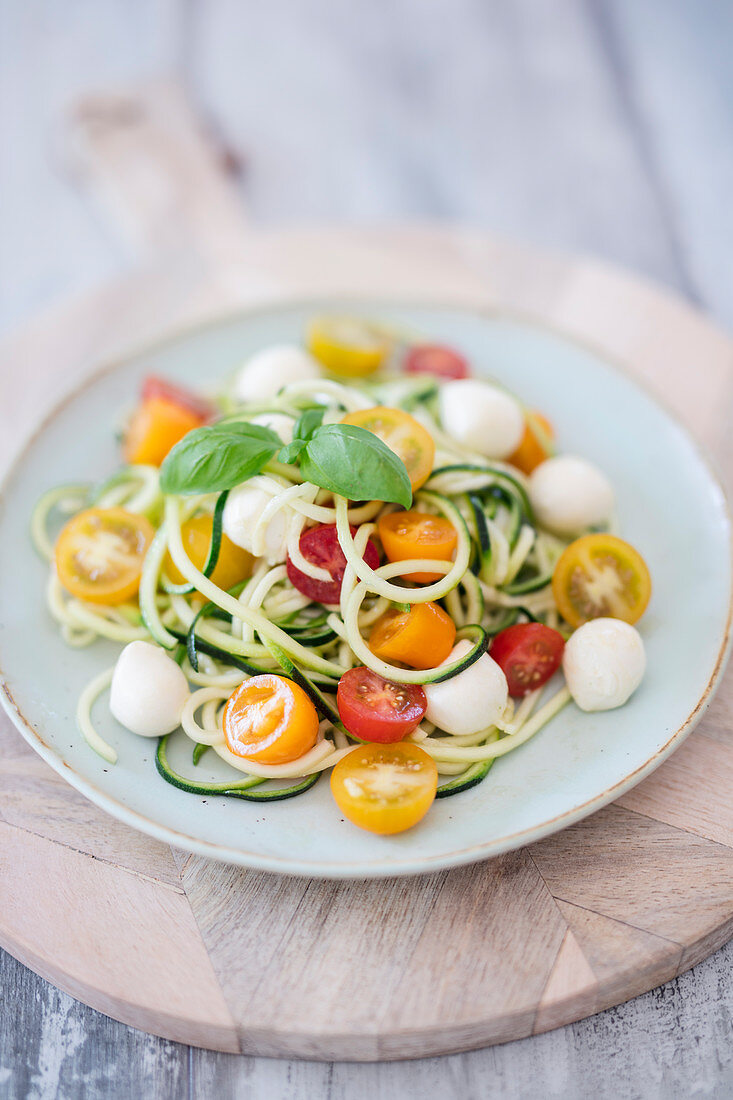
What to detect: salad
<box><xmin>32</xmin><ymin>317</ymin><xmax>652</xmax><ymax>836</ymax></box>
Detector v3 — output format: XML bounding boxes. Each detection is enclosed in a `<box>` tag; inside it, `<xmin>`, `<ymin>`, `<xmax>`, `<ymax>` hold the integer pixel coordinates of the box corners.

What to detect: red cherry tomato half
<box><xmin>286</xmin><ymin>524</ymin><xmax>379</xmax><ymax>605</ymax></box>
<box><xmin>404</xmin><ymin>344</ymin><xmax>470</xmax><ymax>380</ymax></box>
<box><xmin>490</xmin><ymin>623</ymin><xmax>565</xmax><ymax>697</ymax></box>
<box><xmin>141</xmin><ymin>376</ymin><xmax>213</xmax><ymax>421</ymax></box>
<box><xmin>337</xmin><ymin>667</ymin><xmax>427</xmax><ymax>743</ymax></box>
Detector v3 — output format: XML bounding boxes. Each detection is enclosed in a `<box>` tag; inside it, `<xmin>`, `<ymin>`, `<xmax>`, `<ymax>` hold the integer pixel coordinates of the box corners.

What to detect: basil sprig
<box><xmin>159</xmin><ymin>421</ymin><xmax>281</xmax><ymax>495</ymax></box>
<box><xmin>159</xmin><ymin>416</ymin><xmax>413</xmax><ymax>508</ymax></box>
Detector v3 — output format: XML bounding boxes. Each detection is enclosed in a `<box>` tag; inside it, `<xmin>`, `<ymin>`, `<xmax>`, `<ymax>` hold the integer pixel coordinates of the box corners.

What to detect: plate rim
<box><xmin>2</xmin><ymin>295</ymin><xmax>732</xmax><ymax>879</ymax></box>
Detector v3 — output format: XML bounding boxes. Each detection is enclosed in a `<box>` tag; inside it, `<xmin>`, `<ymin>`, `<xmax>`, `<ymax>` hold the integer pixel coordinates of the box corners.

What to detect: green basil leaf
<box><xmin>160</xmin><ymin>421</ymin><xmax>281</xmax><ymax>495</ymax></box>
<box><xmin>298</xmin><ymin>424</ymin><xmax>412</xmax><ymax>508</ymax></box>
<box><xmin>293</xmin><ymin>406</ymin><xmax>325</xmax><ymax>441</ymax></box>
<box><xmin>277</xmin><ymin>439</ymin><xmax>307</xmax><ymax>465</ymax></box>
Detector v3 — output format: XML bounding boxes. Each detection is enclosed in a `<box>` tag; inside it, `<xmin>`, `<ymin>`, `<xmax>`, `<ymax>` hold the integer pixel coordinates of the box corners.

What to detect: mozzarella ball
<box><xmin>110</xmin><ymin>640</ymin><xmax>190</xmax><ymax>738</ymax></box>
<box><xmin>249</xmin><ymin>412</ymin><xmax>295</xmax><ymax>445</ymax></box>
<box><xmin>439</xmin><ymin>379</ymin><xmax>524</xmax><ymax>459</ymax></box>
<box><xmin>563</xmin><ymin>618</ymin><xmax>646</xmax><ymax>712</ymax></box>
<box><xmin>232</xmin><ymin>345</ymin><xmax>321</xmax><ymax>403</ymax></box>
<box><xmin>424</xmin><ymin>639</ymin><xmax>509</xmax><ymax>735</ymax></box>
<box><xmin>223</xmin><ymin>484</ymin><xmax>289</xmax><ymax>564</ymax></box>
<box><xmin>529</xmin><ymin>455</ymin><xmax>614</xmax><ymax>535</ymax></box>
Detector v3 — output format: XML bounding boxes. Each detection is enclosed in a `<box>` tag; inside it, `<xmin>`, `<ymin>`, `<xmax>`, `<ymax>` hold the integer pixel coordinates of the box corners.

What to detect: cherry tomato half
<box><xmin>223</xmin><ymin>674</ymin><xmax>319</xmax><ymax>764</ymax></box>
<box><xmin>164</xmin><ymin>514</ymin><xmax>254</xmax><ymax>590</ymax></box>
<box><xmin>307</xmin><ymin>316</ymin><xmax>389</xmax><ymax>378</ymax></box>
<box><xmin>340</xmin><ymin>407</ymin><xmax>435</xmax><ymax>493</ymax></box>
<box><xmin>55</xmin><ymin>507</ymin><xmax>154</xmax><ymax>605</ymax></box>
<box><xmin>378</xmin><ymin>510</ymin><xmax>458</xmax><ymax>584</ymax></box>
<box><xmin>552</xmin><ymin>534</ymin><xmax>651</xmax><ymax>628</ymax></box>
<box><xmin>337</xmin><ymin>667</ymin><xmax>427</xmax><ymax>743</ymax></box>
<box><xmin>123</xmin><ymin>396</ymin><xmax>204</xmax><ymax>467</ymax></box>
<box><xmin>370</xmin><ymin>601</ymin><xmax>456</xmax><ymax>670</ymax></box>
<box><xmin>286</xmin><ymin>524</ymin><xmax>379</xmax><ymax>605</ymax></box>
<box><xmin>330</xmin><ymin>742</ymin><xmax>438</xmax><ymax>834</ymax></box>
<box><xmin>507</xmin><ymin>411</ymin><xmax>555</xmax><ymax>475</ymax></box>
<box><xmin>490</xmin><ymin>623</ymin><xmax>565</xmax><ymax>697</ymax></box>
<box><xmin>404</xmin><ymin>344</ymin><xmax>469</xmax><ymax>380</ymax></box>
<box><xmin>141</xmin><ymin>376</ymin><xmax>213</xmax><ymax>421</ymax></box>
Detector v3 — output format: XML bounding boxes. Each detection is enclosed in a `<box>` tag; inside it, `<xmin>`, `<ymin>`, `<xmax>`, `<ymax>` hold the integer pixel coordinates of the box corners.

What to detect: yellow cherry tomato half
<box><xmin>330</xmin><ymin>742</ymin><xmax>438</xmax><ymax>834</ymax></box>
<box><xmin>223</xmin><ymin>674</ymin><xmax>320</xmax><ymax>765</ymax></box>
<box><xmin>552</xmin><ymin>533</ymin><xmax>652</xmax><ymax>628</ymax></box>
<box><xmin>378</xmin><ymin>510</ymin><xmax>458</xmax><ymax>584</ymax></box>
<box><xmin>164</xmin><ymin>514</ymin><xmax>254</xmax><ymax>590</ymax></box>
<box><xmin>508</xmin><ymin>411</ymin><xmax>555</xmax><ymax>475</ymax></box>
<box><xmin>340</xmin><ymin>406</ymin><xmax>435</xmax><ymax>492</ymax></box>
<box><xmin>55</xmin><ymin>507</ymin><xmax>155</xmax><ymax>605</ymax></box>
<box><xmin>307</xmin><ymin>316</ymin><xmax>389</xmax><ymax>378</ymax></box>
<box><xmin>123</xmin><ymin>396</ymin><xmax>204</xmax><ymax>467</ymax></box>
<box><xmin>370</xmin><ymin>601</ymin><xmax>456</xmax><ymax>670</ymax></box>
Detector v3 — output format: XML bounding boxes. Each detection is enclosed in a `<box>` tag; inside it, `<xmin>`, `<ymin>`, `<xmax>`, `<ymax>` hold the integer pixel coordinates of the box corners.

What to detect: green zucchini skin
<box><xmin>156</xmin><ymin>734</ymin><xmax>321</xmax><ymax>801</ymax></box>
<box><xmin>435</xmin><ymin>759</ymin><xmax>494</xmax><ymax>797</ymax></box>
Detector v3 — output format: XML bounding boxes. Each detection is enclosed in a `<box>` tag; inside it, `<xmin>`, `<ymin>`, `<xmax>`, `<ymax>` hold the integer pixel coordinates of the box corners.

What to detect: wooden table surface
<box><xmin>1</xmin><ymin>1</ymin><xmax>732</xmax><ymax>1097</ymax></box>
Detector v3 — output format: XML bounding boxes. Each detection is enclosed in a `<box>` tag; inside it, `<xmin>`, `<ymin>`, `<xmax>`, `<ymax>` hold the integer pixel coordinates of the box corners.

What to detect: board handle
<box><xmin>67</xmin><ymin>79</ymin><xmax>250</xmax><ymax>268</ymax></box>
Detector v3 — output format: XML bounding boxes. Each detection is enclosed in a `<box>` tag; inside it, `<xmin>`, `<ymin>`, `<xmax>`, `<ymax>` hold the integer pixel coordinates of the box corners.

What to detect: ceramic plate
<box><xmin>1</xmin><ymin>301</ymin><xmax>730</xmax><ymax>878</ymax></box>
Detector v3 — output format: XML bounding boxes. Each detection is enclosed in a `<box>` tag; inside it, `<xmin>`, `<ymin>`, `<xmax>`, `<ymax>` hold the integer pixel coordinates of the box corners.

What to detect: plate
<box><xmin>1</xmin><ymin>300</ymin><xmax>730</xmax><ymax>878</ymax></box>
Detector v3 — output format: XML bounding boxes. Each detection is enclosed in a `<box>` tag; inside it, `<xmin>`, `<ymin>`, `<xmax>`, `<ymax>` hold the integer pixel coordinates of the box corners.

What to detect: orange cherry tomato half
<box><xmin>508</xmin><ymin>411</ymin><xmax>555</xmax><ymax>475</ymax></box>
<box><xmin>330</xmin><ymin>742</ymin><xmax>438</xmax><ymax>834</ymax></box>
<box><xmin>340</xmin><ymin>407</ymin><xmax>435</xmax><ymax>492</ymax></box>
<box><xmin>337</xmin><ymin>667</ymin><xmax>427</xmax><ymax>743</ymax></box>
<box><xmin>552</xmin><ymin>534</ymin><xmax>652</xmax><ymax>628</ymax></box>
<box><xmin>369</xmin><ymin>601</ymin><xmax>456</xmax><ymax>670</ymax></box>
<box><xmin>164</xmin><ymin>514</ymin><xmax>254</xmax><ymax>590</ymax></box>
<box><xmin>223</xmin><ymin>674</ymin><xmax>320</xmax><ymax>765</ymax></box>
<box><xmin>123</xmin><ymin>396</ymin><xmax>204</xmax><ymax>467</ymax></box>
<box><xmin>378</xmin><ymin>510</ymin><xmax>458</xmax><ymax>584</ymax></box>
<box><xmin>55</xmin><ymin>507</ymin><xmax>155</xmax><ymax>605</ymax></box>
<box><xmin>141</xmin><ymin>376</ymin><xmax>213</xmax><ymax>421</ymax></box>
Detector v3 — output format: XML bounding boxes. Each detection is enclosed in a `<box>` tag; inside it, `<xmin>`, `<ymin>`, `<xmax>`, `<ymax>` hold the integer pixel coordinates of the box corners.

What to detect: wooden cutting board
<box><xmin>1</xmin><ymin>83</ymin><xmax>733</xmax><ymax>1060</ymax></box>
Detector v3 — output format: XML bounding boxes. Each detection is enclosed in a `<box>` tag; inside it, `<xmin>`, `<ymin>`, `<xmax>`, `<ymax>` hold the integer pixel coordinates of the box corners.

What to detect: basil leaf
<box><xmin>160</xmin><ymin>421</ymin><xmax>281</xmax><ymax>495</ymax></box>
<box><xmin>298</xmin><ymin>424</ymin><xmax>412</xmax><ymax>508</ymax></box>
<box><xmin>277</xmin><ymin>439</ymin><xmax>307</xmax><ymax>465</ymax></box>
<box><xmin>293</xmin><ymin>406</ymin><xmax>325</xmax><ymax>442</ymax></box>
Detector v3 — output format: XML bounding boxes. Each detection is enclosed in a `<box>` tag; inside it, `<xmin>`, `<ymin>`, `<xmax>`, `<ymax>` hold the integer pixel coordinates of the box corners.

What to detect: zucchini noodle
<box><xmin>35</xmin><ymin>336</ymin><xmax>605</xmax><ymax>814</ymax></box>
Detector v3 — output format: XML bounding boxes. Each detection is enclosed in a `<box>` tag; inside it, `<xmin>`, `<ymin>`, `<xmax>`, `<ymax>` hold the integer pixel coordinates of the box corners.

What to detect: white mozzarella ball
<box><xmin>110</xmin><ymin>640</ymin><xmax>190</xmax><ymax>738</ymax></box>
<box><xmin>223</xmin><ymin>484</ymin><xmax>289</xmax><ymax>564</ymax></box>
<box><xmin>232</xmin><ymin>345</ymin><xmax>321</xmax><ymax>403</ymax></box>
<box><xmin>528</xmin><ymin>455</ymin><xmax>614</xmax><ymax>536</ymax></box>
<box><xmin>424</xmin><ymin>639</ymin><xmax>509</xmax><ymax>735</ymax></box>
<box><xmin>439</xmin><ymin>379</ymin><xmax>524</xmax><ymax>459</ymax></box>
<box><xmin>249</xmin><ymin>412</ymin><xmax>295</xmax><ymax>445</ymax></box>
<box><xmin>563</xmin><ymin>618</ymin><xmax>646</xmax><ymax>712</ymax></box>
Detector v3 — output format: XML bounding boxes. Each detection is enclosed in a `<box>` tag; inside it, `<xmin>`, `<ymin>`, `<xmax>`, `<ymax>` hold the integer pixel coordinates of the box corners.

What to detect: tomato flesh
<box><xmin>404</xmin><ymin>344</ymin><xmax>469</xmax><ymax>380</ymax></box>
<box><xmin>508</xmin><ymin>411</ymin><xmax>555</xmax><ymax>475</ymax></box>
<box><xmin>337</xmin><ymin>667</ymin><xmax>427</xmax><ymax>743</ymax></box>
<box><xmin>141</xmin><ymin>376</ymin><xmax>213</xmax><ymax>421</ymax></box>
<box><xmin>552</xmin><ymin>534</ymin><xmax>652</xmax><ymax>628</ymax></box>
<box><xmin>286</xmin><ymin>524</ymin><xmax>379</xmax><ymax>605</ymax></box>
<box><xmin>223</xmin><ymin>674</ymin><xmax>319</xmax><ymax>764</ymax></box>
<box><xmin>307</xmin><ymin>316</ymin><xmax>388</xmax><ymax>378</ymax></box>
<box><xmin>378</xmin><ymin>510</ymin><xmax>457</xmax><ymax>584</ymax></box>
<box><xmin>55</xmin><ymin>507</ymin><xmax>154</xmax><ymax>605</ymax></box>
<box><xmin>164</xmin><ymin>514</ymin><xmax>253</xmax><ymax>590</ymax></box>
<box><xmin>490</xmin><ymin>623</ymin><xmax>565</xmax><ymax>697</ymax></box>
<box><xmin>369</xmin><ymin>601</ymin><xmax>456</xmax><ymax>670</ymax></box>
<box><xmin>330</xmin><ymin>743</ymin><xmax>438</xmax><ymax>834</ymax></box>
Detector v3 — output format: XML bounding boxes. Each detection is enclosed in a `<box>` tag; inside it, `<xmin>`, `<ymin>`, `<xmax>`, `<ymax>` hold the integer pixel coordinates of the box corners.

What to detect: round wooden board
<box><xmin>1</xmin><ymin>86</ymin><xmax>733</xmax><ymax>1061</ymax></box>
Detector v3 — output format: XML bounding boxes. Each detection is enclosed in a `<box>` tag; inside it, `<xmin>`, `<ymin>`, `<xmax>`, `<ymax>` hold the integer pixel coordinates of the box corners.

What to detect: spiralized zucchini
<box><xmin>37</xmin><ymin>369</ymin><xmax>574</xmax><ymax>798</ymax></box>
